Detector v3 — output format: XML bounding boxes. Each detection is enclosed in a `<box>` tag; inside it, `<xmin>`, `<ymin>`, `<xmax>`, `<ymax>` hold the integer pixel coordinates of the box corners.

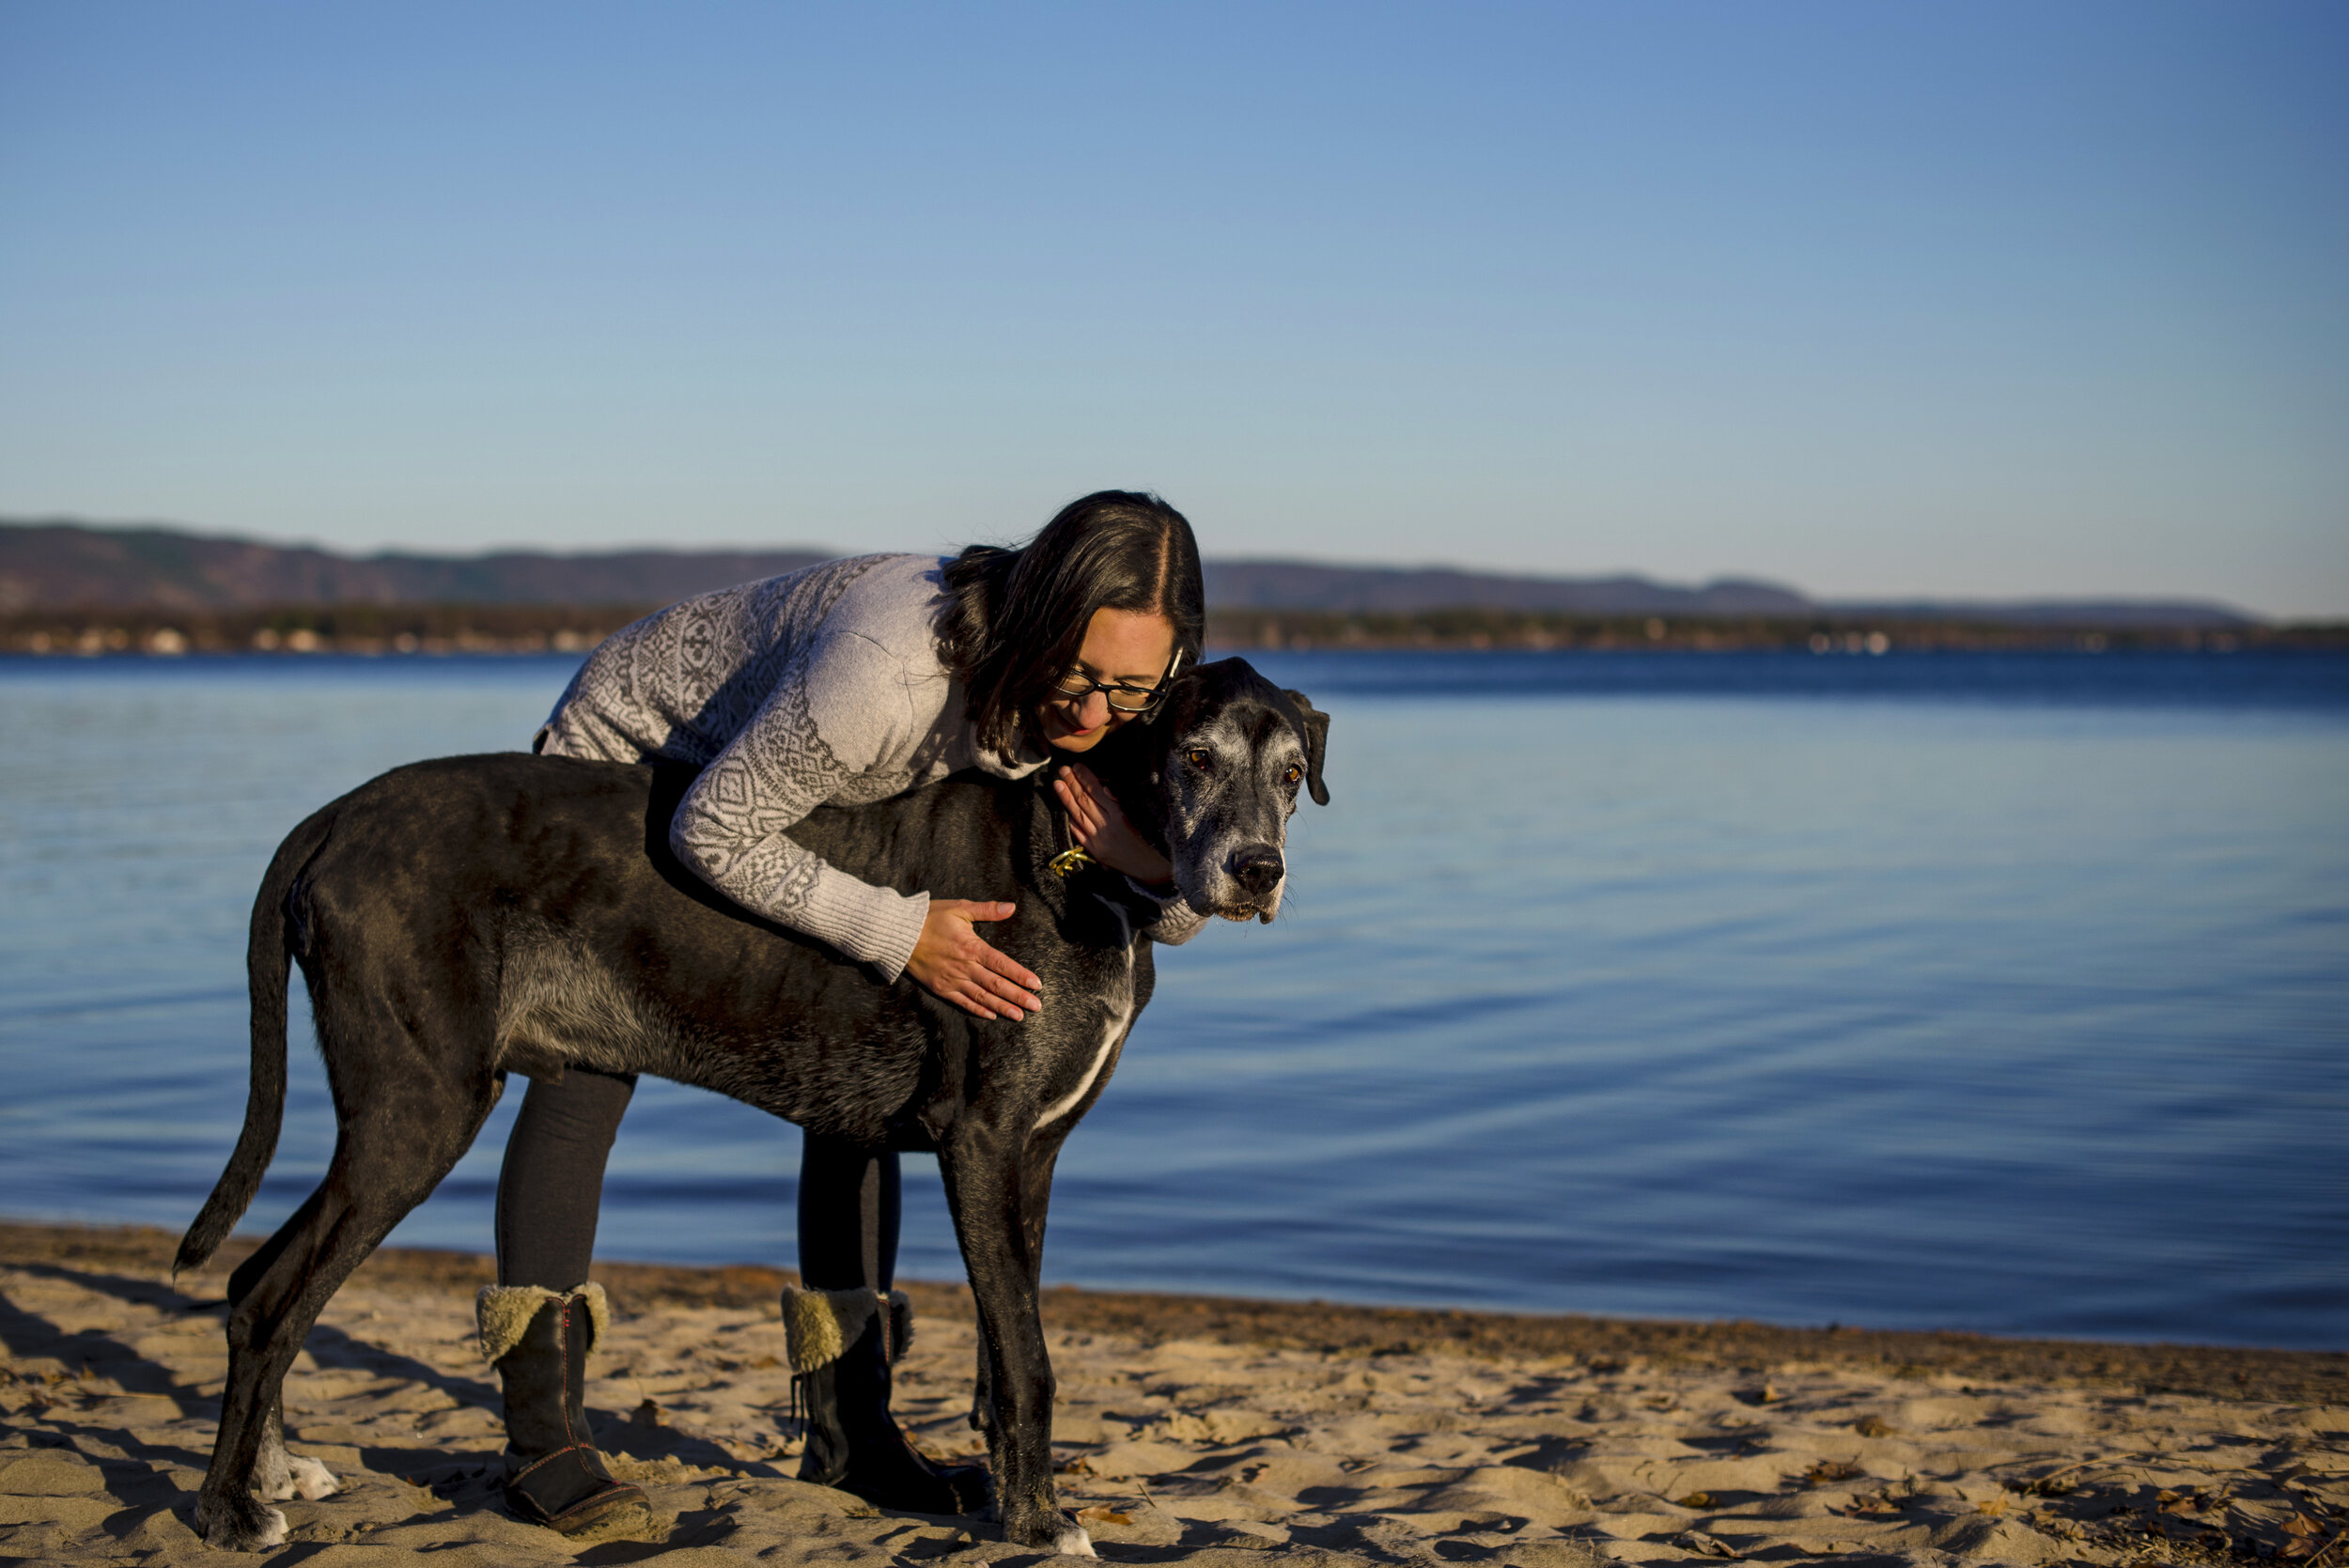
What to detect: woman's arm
<box><xmin>668</xmin><ymin>631</ymin><xmax>1043</xmax><ymax>1017</ymax></box>
<box><xmin>666</xmin><ymin>639</ymin><xmax>913</xmax><ymax>954</ymax></box>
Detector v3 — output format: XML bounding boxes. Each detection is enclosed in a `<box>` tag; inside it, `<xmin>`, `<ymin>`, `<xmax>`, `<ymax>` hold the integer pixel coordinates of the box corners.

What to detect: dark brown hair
<box><xmin>937</xmin><ymin>490</ymin><xmax>1206</xmax><ymax>756</ymax></box>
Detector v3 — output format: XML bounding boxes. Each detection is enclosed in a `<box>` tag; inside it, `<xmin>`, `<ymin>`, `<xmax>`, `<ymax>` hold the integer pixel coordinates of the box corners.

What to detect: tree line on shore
<box><xmin>4</xmin><ymin>601</ymin><xmax>2339</xmax><ymax>658</ymax></box>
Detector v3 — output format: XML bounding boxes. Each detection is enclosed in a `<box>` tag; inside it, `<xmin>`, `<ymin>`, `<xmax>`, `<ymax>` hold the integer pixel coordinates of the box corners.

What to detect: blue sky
<box><xmin>3</xmin><ymin>3</ymin><xmax>2343</xmax><ymax>613</ymax></box>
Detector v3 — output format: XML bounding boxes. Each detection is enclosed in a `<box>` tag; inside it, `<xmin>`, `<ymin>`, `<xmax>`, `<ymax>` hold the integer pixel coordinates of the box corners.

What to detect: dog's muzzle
<box><xmin>1221</xmin><ymin>844</ymin><xmax>1285</xmax><ymax>923</ymax></box>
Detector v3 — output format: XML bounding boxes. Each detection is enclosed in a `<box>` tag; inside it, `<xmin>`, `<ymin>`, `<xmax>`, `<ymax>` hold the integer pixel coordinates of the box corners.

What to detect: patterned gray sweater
<box><xmin>537</xmin><ymin>552</ymin><xmax>1203</xmax><ymax>980</ymax></box>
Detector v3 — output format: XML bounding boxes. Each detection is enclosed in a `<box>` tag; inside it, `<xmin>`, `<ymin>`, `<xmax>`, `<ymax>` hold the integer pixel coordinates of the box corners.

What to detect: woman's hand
<box><xmin>1054</xmin><ymin>764</ymin><xmax>1174</xmax><ymax>887</ymax></box>
<box><xmin>907</xmin><ymin>899</ymin><xmax>1043</xmax><ymax>1021</ymax></box>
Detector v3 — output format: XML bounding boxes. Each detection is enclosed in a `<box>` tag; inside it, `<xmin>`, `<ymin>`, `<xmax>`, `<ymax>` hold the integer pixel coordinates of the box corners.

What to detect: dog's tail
<box><xmin>175</xmin><ymin>808</ymin><xmax>334</xmax><ymax>1277</ymax></box>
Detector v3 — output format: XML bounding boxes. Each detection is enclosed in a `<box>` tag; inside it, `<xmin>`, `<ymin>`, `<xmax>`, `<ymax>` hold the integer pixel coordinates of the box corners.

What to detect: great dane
<box><xmin>175</xmin><ymin>657</ymin><xmax>1329</xmax><ymax>1552</ymax></box>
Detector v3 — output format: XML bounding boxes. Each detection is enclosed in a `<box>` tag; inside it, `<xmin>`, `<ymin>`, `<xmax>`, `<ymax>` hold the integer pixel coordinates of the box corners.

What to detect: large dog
<box><xmin>176</xmin><ymin>658</ymin><xmax>1329</xmax><ymax>1553</ymax></box>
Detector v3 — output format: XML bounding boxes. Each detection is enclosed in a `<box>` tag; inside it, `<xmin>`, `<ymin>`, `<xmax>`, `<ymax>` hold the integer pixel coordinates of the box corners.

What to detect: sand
<box><xmin>3</xmin><ymin>1222</ymin><xmax>2341</xmax><ymax>1568</ymax></box>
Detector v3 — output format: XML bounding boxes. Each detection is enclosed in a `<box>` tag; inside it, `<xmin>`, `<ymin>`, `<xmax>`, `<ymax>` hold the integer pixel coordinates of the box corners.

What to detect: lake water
<box><xmin>1</xmin><ymin>650</ymin><xmax>2342</xmax><ymax>1349</ymax></box>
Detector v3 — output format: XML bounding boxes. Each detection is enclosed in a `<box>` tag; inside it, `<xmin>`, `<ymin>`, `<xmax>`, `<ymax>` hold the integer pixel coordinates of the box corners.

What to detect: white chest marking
<box><xmin>1034</xmin><ymin>933</ymin><xmax>1135</xmax><ymax>1131</ymax></box>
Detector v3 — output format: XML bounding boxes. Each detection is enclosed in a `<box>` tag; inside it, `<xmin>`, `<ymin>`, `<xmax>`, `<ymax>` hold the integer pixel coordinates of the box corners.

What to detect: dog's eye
<box><xmin>1283</xmin><ymin>764</ymin><xmax>1303</xmax><ymax>787</ymax></box>
<box><xmin>1185</xmin><ymin>748</ymin><xmax>1212</xmax><ymax>770</ymax></box>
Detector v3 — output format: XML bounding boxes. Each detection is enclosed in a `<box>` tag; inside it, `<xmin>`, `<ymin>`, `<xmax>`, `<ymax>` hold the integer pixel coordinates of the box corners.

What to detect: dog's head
<box><xmin>1117</xmin><ymin>657</ymin><xmax>1330</xmax><ymax>924</ymax></box>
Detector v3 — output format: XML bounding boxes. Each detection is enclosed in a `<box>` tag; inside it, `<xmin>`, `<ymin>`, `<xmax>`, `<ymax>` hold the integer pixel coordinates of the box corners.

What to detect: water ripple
<box><xmin>2</xmin><ymin>653</ymin><xmax>2342</xmax><ymax>1346</ymax></box>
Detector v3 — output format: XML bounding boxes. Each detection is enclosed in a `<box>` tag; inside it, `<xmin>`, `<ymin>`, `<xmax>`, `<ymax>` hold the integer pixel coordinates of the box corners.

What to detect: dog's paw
<box><xmin>1051</xmin><ymin>1519</ymin><xmax>1097</xmax><ymax>1557</ymax></box>
<box><xmin>284</xmin><ymin>1453</ymin><xmax>339</xmax><ymax>1499</ymax></box>
<box><xmin>194</xmin><ymin>1496</ymin><xmax>288</xmax><ymax>1551</ymax></box>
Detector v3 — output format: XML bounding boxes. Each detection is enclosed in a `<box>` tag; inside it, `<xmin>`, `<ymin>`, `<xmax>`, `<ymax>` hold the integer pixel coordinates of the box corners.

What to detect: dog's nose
<box><xmin>1231</xmin><ymin>844</ymin><xmax>1285</xmax><ymax>898</ymax></box>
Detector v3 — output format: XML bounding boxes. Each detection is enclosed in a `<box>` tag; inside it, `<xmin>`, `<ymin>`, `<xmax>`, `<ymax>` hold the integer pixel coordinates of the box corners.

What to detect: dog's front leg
<box><xmin>939</xmin><ymin>1126</ymin><xmax>1090</xmax><ymax>1556</ymax></box>
<box><xmin>966</xmin><ymin>1131</ymin><xmax>1068</xmax><ymax>1445</ymax></box>
<box><xmin>969</xmin><ymin>1326</ymin><xmax>995</xmax><ymax>1440</ymax></box>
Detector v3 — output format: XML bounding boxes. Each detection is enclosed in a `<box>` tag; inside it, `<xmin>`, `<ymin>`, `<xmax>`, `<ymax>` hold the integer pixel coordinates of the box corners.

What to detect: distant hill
<box><xmin>0</xmin><ymin>518</ymin><xmax>2260</xmax><ymax>628</ymax></box>
<box><xmin>1204</xmin><ymin>561</ymin><xmax>2259</xmax><ymax>626</ymax></box>
<box><xmin>0</xmin><ymin>520</ymin><xmax>827</xmax><ymax>612</ymax></box>
<box><xmin>1202</xmin><ymin>559</ymin><xmax>1813</xmax><ymax>616</ymax></box>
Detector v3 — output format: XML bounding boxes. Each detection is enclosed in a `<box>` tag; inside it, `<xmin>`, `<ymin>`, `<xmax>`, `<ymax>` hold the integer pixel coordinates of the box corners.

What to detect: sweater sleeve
<box><xmin>667</xmin><ymin>633</ymin><xmax>932</xmax><ymax>979</ymax></box>
<box><xmin>1126</xmin><ymin>877</ymin><xmax>1211</xmax><ymax>947</ymax></box>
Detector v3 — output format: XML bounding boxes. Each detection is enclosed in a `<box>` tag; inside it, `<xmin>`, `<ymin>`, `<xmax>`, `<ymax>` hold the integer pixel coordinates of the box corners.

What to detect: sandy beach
<box><xmin>3</xmin><ymin>1221</ymin><xmax>2341</xmax><ymax>1568</ymax></box>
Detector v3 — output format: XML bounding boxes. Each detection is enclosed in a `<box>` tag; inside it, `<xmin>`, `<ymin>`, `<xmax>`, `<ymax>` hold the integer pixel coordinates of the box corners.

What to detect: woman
<box><xmin>475</xmin><ymin>491</ymin><xmax>1208</xmax><ymax>1537</ymax></box>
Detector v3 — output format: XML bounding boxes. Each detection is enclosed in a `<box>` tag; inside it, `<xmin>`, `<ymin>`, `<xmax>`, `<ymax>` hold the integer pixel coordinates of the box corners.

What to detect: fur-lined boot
<box><xmin>477</xmin><ymin>1283</ymin><xmax>651</xmax><ymax>1537</ymax></box>
<box><xmin>784</xmin><ymin>1285</ymin><xmax>991</xmax><ymax>1514</ymax></box>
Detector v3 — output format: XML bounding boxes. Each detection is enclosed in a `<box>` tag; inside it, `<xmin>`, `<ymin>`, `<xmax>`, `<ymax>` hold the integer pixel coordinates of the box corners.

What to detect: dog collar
<box><xmin>1048</xmin><ymin>795</ymin><xmax>1098</xmax><ymax>878</ymax></box>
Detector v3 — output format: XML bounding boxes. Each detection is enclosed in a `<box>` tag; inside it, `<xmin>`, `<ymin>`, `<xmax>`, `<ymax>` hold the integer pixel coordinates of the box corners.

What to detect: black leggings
<box><xmin>494</xmin><ymin>1065</ymin><xmax>898</xmax><ymax>1294</ymax></box>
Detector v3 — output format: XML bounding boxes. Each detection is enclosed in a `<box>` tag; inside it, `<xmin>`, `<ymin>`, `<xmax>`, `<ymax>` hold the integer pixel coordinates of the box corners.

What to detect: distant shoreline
<box><xmin>4</xmin><ymin>602</ymin><xmax>2343</xmax><ymax>659</ymax></box>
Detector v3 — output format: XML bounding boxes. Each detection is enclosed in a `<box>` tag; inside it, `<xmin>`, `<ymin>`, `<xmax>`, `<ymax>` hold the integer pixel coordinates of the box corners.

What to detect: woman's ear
<box><xmin>1283</xmin><ymin>690</ymin><xmax>1330</xmax><ymax>805</ymax></box>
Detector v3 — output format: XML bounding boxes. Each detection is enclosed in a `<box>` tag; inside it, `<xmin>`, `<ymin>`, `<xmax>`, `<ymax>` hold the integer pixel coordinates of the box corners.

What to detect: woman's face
<box><xmin>1038</xmin><ymin>607</ymin><xmax>1177</xmax><ymax>753</ymax></box>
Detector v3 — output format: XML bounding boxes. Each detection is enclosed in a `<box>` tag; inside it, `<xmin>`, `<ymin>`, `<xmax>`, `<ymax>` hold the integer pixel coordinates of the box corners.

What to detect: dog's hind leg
<box><xmin>195</xmin><ymin>1184</ymin><xmax>330</xmax><ymax>1552</ymax></box>
<box><xmin>195</xmin><ymin>1075</ymin><xmax>497</xmax><ymax>1550</ymax></box>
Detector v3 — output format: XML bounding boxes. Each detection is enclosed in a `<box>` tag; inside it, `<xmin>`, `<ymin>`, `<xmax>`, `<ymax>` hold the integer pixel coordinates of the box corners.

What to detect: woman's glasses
<box><xmin>1050</xmin><ymin>672</ymin><xmax>1166</xmax><ymax>712</ymax></box>
<box><xmin>1050</xmin><ymin>649</ymin><xmax>1184</xmax><ymax>714</ymax></box>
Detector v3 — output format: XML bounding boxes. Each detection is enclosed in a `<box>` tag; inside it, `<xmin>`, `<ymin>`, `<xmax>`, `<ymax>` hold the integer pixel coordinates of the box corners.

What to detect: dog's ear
<box><xmin>1282</xmin><ymin>690</ymin><xmax>1330</xmax><ymax>805</ymax></box>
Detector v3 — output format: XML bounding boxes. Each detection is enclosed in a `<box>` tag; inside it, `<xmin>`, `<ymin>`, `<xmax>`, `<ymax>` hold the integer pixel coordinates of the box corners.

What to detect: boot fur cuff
<box><xmin>780</xmin><ymin>1285</ymin><xmax>912</xmax><ymax>1373</ymax></box>
<box><xmin>475</xmin><ymin>1281</ymin><xmax>612</xmax><ymax>1365</ymax></box>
